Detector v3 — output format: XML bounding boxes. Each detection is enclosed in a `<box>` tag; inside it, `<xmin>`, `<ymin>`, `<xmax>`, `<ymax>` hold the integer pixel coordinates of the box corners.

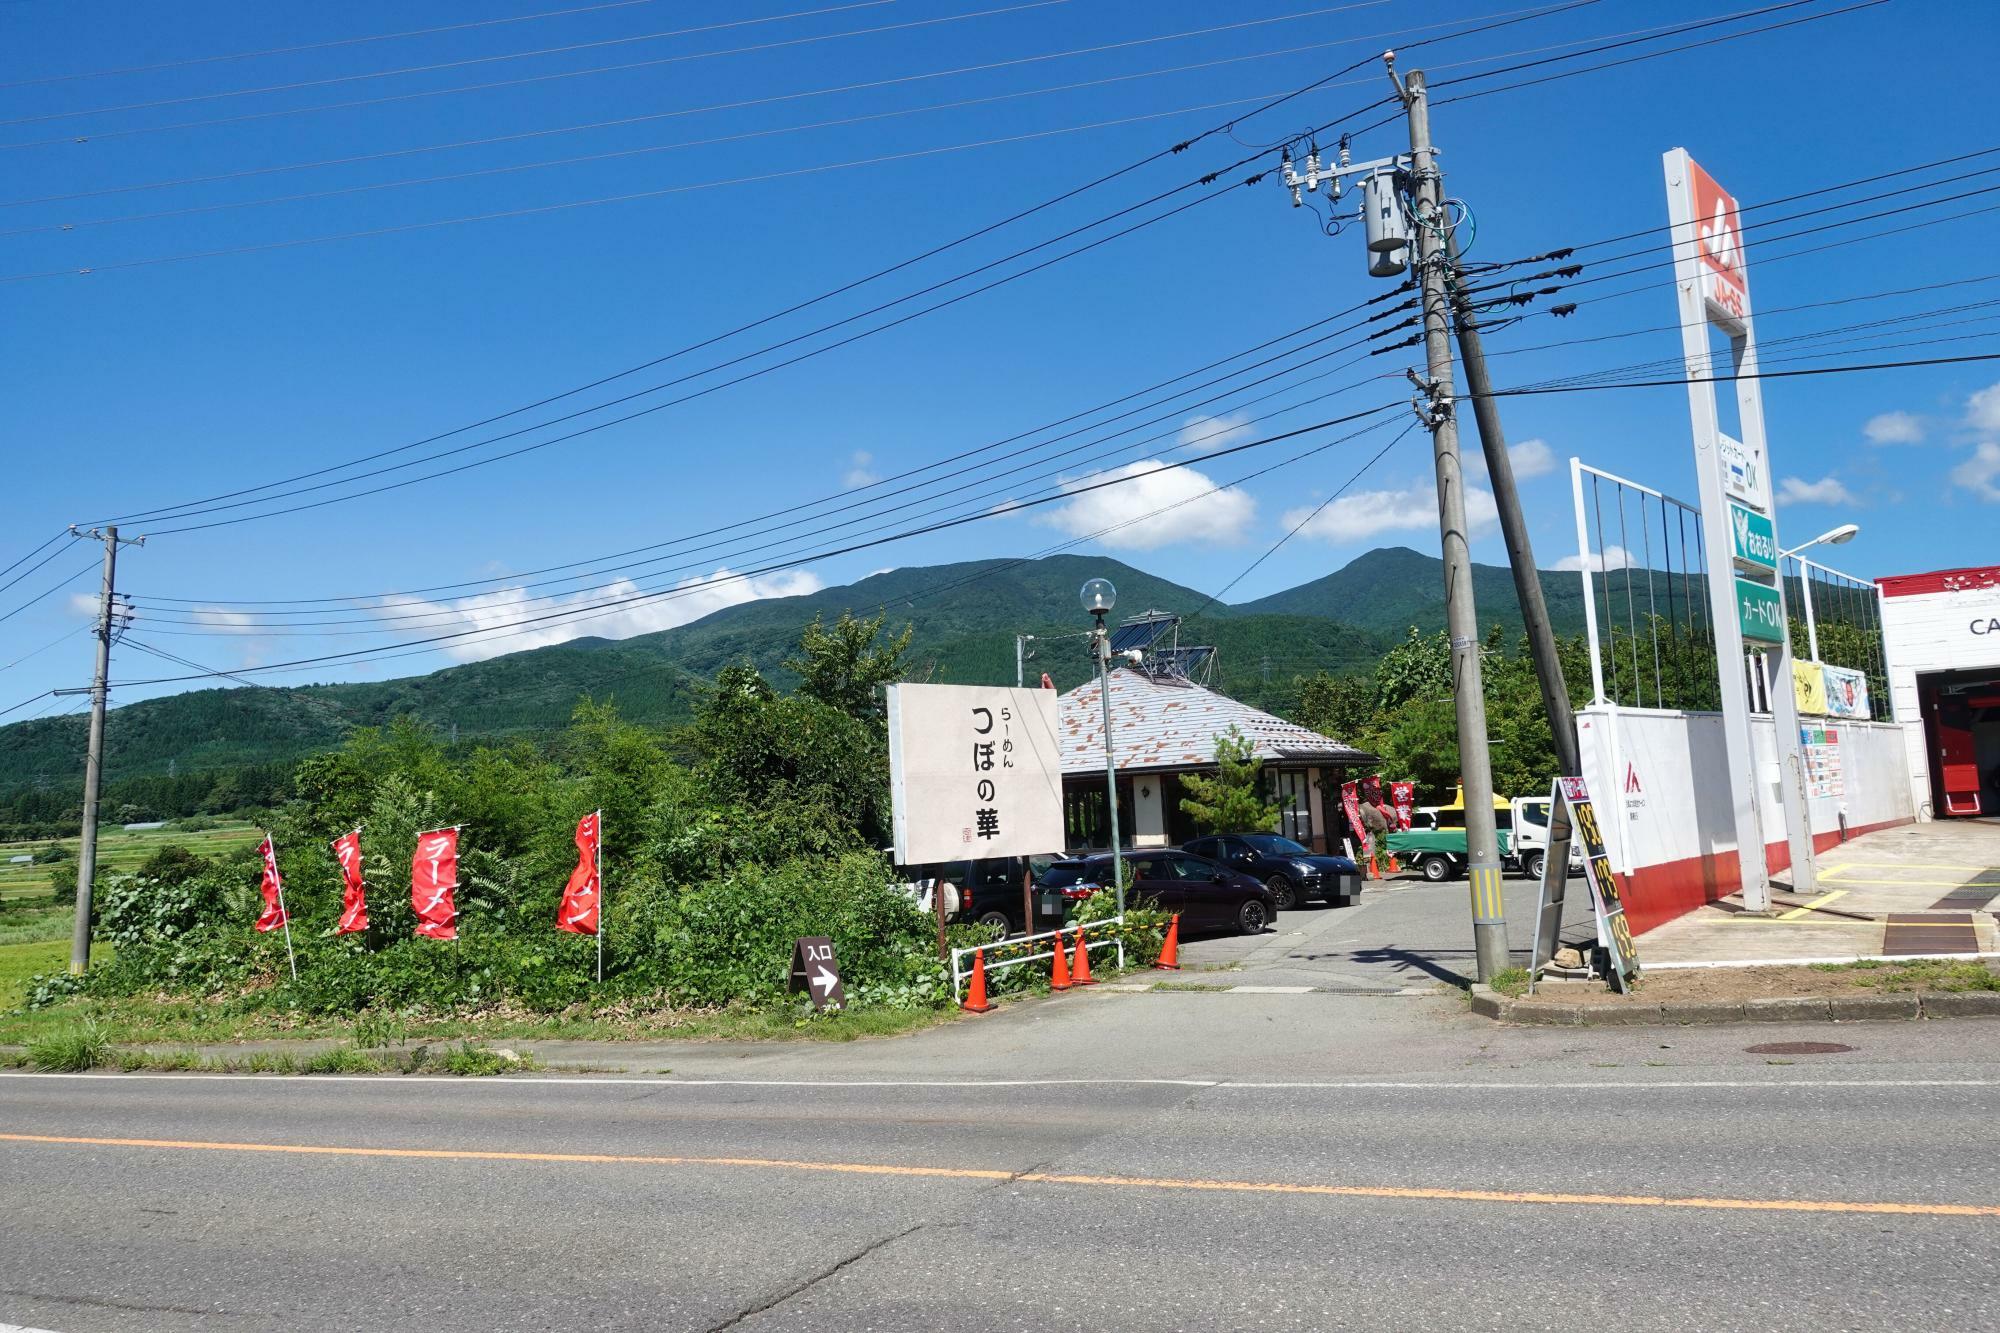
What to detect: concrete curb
<box><xmin>1468</xmin><ymin>985</ymin><xmax>2000</xmax><ymax>1027</ymax></box>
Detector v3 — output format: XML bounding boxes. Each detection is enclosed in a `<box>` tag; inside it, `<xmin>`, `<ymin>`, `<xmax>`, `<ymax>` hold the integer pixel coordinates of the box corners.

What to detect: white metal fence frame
<box><xmin>949</xmin><ymin>917</ymin><xmax>1126</xmax><ymax>1003</ymax></box>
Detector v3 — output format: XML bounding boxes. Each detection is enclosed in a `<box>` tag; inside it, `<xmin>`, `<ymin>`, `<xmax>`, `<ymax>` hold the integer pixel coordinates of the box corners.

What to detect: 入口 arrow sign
<box><xmin>788</xmin><ymin>937</ymin><xmax>846</xmax><ymax>1011</ymax></box>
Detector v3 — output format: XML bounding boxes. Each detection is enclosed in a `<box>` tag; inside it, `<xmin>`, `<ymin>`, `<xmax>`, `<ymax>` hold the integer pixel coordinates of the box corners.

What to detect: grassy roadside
<box><xmin>0</xmin><ymin>990</ymin><xmax>959</xmax><ymax>1052</ymax></box>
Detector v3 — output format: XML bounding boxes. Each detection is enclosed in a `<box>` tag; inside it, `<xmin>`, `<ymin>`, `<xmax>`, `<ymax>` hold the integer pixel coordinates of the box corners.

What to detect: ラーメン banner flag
<box><xmin>331</xmin><ymin>830</ymin><xmax>368</xmax><ymax>935</ymax></box>
<box><xmin>253</xmin><ymin>836</ymin><xmax>289</xmax><ymax>933</ymax></box>
<box><xmin>556</xmin><ymin>811</ymin><xmax>601</xmax><ymax>936</ymax></box>
<box><xmin>411</xmin><ymin>826</ymin><xmax>460</xmax><ymax>941</ymax></box>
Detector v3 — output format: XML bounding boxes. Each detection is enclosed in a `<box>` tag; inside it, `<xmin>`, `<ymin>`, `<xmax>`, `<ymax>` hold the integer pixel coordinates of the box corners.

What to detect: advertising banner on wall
<box><xmin>1822</xmin><ymin>664</ymin><xmax>1872</xmax><ymax>719</ymax></box>
<box><xmin>886</xmin><ymin>684</ymin><xmax>1064</xmax><ymax>866</ymax></box>
<box><xmin>1793</xmin><ymin>660</ymin><xmax>1829</xmax><ymax>715</ymax></box>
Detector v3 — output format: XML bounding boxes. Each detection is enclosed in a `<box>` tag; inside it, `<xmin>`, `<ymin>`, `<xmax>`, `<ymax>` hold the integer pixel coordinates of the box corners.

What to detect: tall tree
<box><xmin>1177</xmin><ymin>726</ymin><xmax>1280</xmax><ymax>834</ymax></box>
<box><xmin>784</xmin><ymin>611</ymin><xmax>914</xmax><ymax>727</ymax></box>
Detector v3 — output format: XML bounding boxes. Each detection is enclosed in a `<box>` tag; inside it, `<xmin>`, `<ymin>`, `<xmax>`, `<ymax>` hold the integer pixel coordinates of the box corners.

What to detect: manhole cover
<box><xmin>1743</xmin><ymin>1041</ymin><xmax>1853</xmax><ymax>1056</ymax></box>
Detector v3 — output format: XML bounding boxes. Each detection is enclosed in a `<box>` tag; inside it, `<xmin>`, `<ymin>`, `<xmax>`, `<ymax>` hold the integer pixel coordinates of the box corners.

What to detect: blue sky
<box><xmin>2</xmin><ymin>0</ymin><xmax>1996</xmax><ymax>716</ymax></box>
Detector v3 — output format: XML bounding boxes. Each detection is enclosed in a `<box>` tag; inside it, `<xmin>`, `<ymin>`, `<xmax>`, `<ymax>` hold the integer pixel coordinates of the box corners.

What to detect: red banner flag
<box><xmin>1390</xmin><ymin>781</ymin><xmax>1415</xmax><ymax>830</ymax></box>
<box><xmin>331</xmin><ymin>830</ymin><xmax>368</xmax><ymax>935</ymax></box>
<box><xmin>1339</xmin><ymin>780</ymin><xmax>1364</xmax><ymax>841</ymax></box>
<box><xmin>254</xmin><ymin>836</ymin><xmax>289</xmax><ymax>933</ymax></box>
<box><xmin>556</xmin><ymin>811</ymin><xmax>601</xmax><ymax>936</ymax></box>
<box><xmin>411</xmin><ymin>826</ymin><xmax>460</xmax><ymax>941</ymax></box>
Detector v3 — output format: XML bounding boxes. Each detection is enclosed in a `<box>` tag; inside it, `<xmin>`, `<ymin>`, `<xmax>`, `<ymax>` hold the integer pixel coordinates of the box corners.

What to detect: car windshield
<box><xmin>1242</xmin><ymin>835</ymin><xmax>1309</xmax><ymax>855</ymax></box>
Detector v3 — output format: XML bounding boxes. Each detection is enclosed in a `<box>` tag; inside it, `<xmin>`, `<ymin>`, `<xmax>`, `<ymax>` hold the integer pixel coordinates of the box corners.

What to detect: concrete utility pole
<box><xmin>67</xmin><ymin>524</ymin><xmax>142</xmax><ymax>975</ymax></box>
<box><xmin>1444</xmin><ymin>230</ymin><xmax>1581</xmax><ymax>967</ymax></box>
<box><xmin>1397</xmin><ymin>68</ymin><xmax>1508</xmax><ymax>983</ymax></box>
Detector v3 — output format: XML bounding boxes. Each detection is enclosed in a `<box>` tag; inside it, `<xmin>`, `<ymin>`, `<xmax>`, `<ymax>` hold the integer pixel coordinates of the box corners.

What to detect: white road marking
<box><xmin>3</xmin><ymin>1072</ymin><xmax>1998</xmax><ymax>1091</ymax></box>
<box><xmin>1227</xmin><ymin>985</ymin><xmax>1315</xmax><ymax>994</ymax></box>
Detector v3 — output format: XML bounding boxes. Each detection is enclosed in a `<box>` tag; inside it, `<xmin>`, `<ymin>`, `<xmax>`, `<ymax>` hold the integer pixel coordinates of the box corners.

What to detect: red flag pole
<box><xmin>594</xmin><ymin>810</ymin><xmax>604</xmax><ymax>985</ymax></box>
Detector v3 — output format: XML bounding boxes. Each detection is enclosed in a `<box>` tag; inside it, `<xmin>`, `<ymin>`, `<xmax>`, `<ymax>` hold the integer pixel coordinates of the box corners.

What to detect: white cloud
<box><xmin>1460</xmin><ymin>438</ymin><xmax>1554</xmax><ymax>480</ymax></box>
<box><xmin>1863</xmin><ymin>410</ymin><xmax>1925</xmax><ymax>445</ymax></box>
<box><xmin>66</xmin><ymin>593</ymin><xmax>98</xmax><ymax>618</ymax></box>
<box><xmin>1176</xmin><ymin>412</ymin><xmax>1253</xmax><ymax>453</ymax></box>
<box><xmin>1776</xmin><ymin>474</ymin><xmax>1859</xmax><ymax>506</ymax></box>
<box><xmin>1034</xmin><ymin>459</ymin><xmax>1255</xmax><ymax>551</ymax></box>
<box><xmin>1952</xmin><ymin>441</ymin><xmax>2000</xmax><ymax>502</ymax></box>
<box><xmin>1555</xmin><ymin>544</ymin><xmax>1641</xmax><ymax>572</ymax></box>
<box><xmin>841</xmin><ymin>450</ymin><xmax>879</xmax><ymax>489</ymax></box>
<box><xmin>376</xmin><ymin>567</ymin><xmax>823</xmax><ymax>664</ymax></box>
<box><xmin>1280</xmin><ymin>479</ymin><xmax>1497</xmax><ymax>545</ymax></box>
<box><xmin>1508</xmin><ymin>438</ymin><xmax>1556</xmax><ymax>478</ymax></box>
<box><xmin>1967</xmin><ymin>382</ymin><xmax>2000</xmax><ymax>434</ymax></box>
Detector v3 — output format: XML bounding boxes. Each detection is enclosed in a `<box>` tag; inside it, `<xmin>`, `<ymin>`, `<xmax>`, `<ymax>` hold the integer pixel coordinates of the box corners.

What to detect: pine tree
<box><xmin>1177</xmin><ymin>726</ymin><xmax>1280</xmax><ymax>834</ymax></box>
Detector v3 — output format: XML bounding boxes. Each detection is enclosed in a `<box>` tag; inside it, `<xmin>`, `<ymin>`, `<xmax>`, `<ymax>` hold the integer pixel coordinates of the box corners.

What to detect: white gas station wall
<box><xmin>1575</xmin><ymin>705</ymin><xmax>1912</xmax><ymax>934</ymax></box>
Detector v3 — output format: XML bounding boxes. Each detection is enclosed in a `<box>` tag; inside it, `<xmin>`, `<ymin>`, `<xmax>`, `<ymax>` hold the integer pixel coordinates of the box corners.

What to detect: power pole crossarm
<box><xmin>68</xmin><ymin>524</ymin><xmax>142</xmax><ymax>975</ymax></box>
<box><xmin>1400</xmin><ymin>70</ymin><xmax>1509</xmax><ymax>984</ymax></box>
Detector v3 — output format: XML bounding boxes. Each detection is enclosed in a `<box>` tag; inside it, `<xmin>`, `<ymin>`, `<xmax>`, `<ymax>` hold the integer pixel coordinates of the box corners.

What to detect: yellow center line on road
<box><xmin>2</xmin><ymin>1131</ymin><xmax>1995</xmax><ymax>1219</ymax></box>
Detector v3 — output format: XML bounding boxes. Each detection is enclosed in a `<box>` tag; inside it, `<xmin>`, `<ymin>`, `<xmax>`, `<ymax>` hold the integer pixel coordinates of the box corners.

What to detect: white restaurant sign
<box><xmin>885</xmin><ymin>683</ymin><xmax>1065</xmax><ymax>866</ymax></box>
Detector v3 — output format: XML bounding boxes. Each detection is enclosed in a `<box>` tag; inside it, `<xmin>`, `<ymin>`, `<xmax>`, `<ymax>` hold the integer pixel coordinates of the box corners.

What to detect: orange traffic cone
<box><xmin>962</xmin><ymin>949</ymin><xmax>994</xmax><ymax>1013</ymax></box>
<box><xmin>1071</xmin><ymin>930</ymin><xmax>1095</xmax><ymax>986</ymax></box>
<box><xmin>1368</xmin><ymin>849</ymin><xmax>1380</xmax><ymax>880</ymax></box>
<box><xmin>1050</xmin><ymin>930</ymin><xmax>1072</xmax><ymax>991</ymax></box>
<box><xmin>1387</xmin><ymin>852</ymin><xmax>1402</xmax><ymax>874</ymax></box>
<box><xmin>1154</xmin><ymin>914</ymin><xmax>1181</xmax><ymax>970</ymax></box>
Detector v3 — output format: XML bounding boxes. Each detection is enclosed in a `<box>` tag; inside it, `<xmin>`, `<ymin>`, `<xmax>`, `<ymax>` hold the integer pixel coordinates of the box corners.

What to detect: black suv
<box><xmin>893</xmin><ymin>855</ymin><xmax>1064</xmax><ymax>934</ymax></box>
<box><xmin>1180</xmin><ymin>834</ymin><xmax>1361</xmax><ymax>910</ymax></box>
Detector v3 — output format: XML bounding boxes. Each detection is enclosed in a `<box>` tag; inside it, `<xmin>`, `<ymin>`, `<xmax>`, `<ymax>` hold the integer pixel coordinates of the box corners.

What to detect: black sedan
<box><xmin>1040</xmin><ymin>849</ymin><xmax>1276</xmax><ymax>935</ymax></box>
<box><xmin>1181</xmin><ymin>834</ymin><xmax>1362</xmax><ymax>911</ymax></box>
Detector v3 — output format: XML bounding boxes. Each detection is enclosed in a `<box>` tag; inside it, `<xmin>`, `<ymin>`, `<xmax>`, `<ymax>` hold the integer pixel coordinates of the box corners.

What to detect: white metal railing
<box><xmin>1570</xmin><ymin>458</ymin><xmax>1720</xmax><ymax>713</ymax></box>
<box><xmin>949</xmin><ymin>916</ymin><xmax>1127</xmax><ymax>1003</ymax></box>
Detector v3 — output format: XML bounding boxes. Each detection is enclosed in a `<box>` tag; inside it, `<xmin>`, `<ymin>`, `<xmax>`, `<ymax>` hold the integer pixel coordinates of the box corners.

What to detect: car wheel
<box><xmin>974</xmin><ymin>908</ymin><xmax>1014</xmax><ymax>935</ymax></box>
<box><xmin>1237</xmin><ymin>898</ymin><xmax>1270</xmax><ymax>935</ymax></box>
<box><xmin>1421</xmin><ymin>855</ymin><xmax>1453</xmax><ymax>883</ymax></box>
<box><xmin>1523</xmin><ymin>851</ymin><xmax>1547</xmax><ymax>882</ymax></box>
<box><xmin>1263</xmin><ymin>874</ymin><xmax>1298</xmax><ymax>911</ymax></box>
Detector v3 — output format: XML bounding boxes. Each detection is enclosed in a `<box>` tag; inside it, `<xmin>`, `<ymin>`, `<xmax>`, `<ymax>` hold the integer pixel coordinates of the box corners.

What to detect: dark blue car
<box><xmin>1181</xmin><ymin>834</ymin><xmax>1362</xmax><ymax>910</ymax></box>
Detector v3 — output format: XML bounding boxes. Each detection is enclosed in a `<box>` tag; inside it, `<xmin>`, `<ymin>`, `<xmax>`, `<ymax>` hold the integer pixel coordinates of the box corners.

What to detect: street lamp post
<box><xmin>1081</xmin><ymin>578</ymin><xmax>1125</xmax><ymax>916</ymax></box>
<box><xmin>1780</xmin><ymin>524</ymin><xmax>1859</xmax><ymax>663</ymax></box>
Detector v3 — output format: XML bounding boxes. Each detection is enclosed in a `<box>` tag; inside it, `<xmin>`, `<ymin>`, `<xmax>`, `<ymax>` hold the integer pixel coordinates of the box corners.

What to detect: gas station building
<box><xmin>1880</xmin><ymin>564</ymin><xmax>2000</xmax><ymax>821</ymax></box>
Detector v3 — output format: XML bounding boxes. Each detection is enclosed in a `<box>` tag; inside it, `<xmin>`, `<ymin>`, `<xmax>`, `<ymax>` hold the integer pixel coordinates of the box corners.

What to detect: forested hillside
<box><xmin>0</xmin><ymin>547</ymin><xmax>1585</xmax><ymax>833</ymax></box>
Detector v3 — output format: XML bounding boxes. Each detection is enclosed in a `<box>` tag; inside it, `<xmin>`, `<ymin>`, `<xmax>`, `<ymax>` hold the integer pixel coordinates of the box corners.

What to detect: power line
<box><xmin>0</xmin><ymin>624</ymin><xmax>88</xmax><ymax>674</ymax></box>
<box><xmin>0</xmin><ymin>40</ymin><xmax>1374</xmax><ymax>241</ymax></box>
<box><xmin>0</xmin><ymin>556</ymin><xmax>98</xmax><ymax>627</ymax></box>
<box><xmin>0</xmin><ymin>0</ymin><xmax>674</xmax><ymax>90</ymax></box>
<box><xmin>0</xmin><ymin>0</ymin><xmax>1573</xmax><ymax>213</ymax></box>
<box><xmin>141</xmin><ymin>136</ymin><xmax>2000</xmax><ymax>548</ymax></box>
<box><xmin>0</xmin><ymin>530</ymin><xmax>78</xmax><ymax>594</ymax></box>
<box><xmin>2</xmin><ymin>0</ymin><xmax>900</xmax><ymax>125</ymax></box>
<box><xmin>0</xmin><ymin>0</ymin><xmax>1074</xmax><ymax>151</ymax></box>
<box><xmin>130</xmin><ymin>301</ymin><xmax>1410</xmax><ymax>621</ymax></box>
<box><xmin>82</xmin><ymin>46</ymin><xmax>1409</xmax><ymax>527</ymax></box>
<box><xmin>1184</xmin><ymin>421</ymin><xmax>1421</xmax><ymax>622</ymax></box>
<box><xmin>103</xmin><ymin>402</ymin><xmax>1406</xmax><ymax>687</ymax></box>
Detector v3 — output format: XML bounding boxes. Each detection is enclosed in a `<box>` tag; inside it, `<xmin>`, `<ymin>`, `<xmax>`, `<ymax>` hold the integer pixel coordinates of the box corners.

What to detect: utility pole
<box><xmin>1015</xmin><ymin>634</ymin><xmax>1034</xmax><ymax>688</ymax></box>
<box><xmin>67</xmin><ymin>524</ymin><xmax>142</xmax><ymax>975</ymax></box>
<box><xmin>1444</xmin><ymin>228</ymin><xmax>1581</xmax><ymax>967</ymax></box>
<box><xmin>1396</xmin><ymin>66</ymin><xmax>1508</xmax><ymax>983</ymax></box>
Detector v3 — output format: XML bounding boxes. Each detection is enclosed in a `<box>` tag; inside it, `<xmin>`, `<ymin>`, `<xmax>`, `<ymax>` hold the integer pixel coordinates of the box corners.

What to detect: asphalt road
<box><xmin>1173</xmin><ymin>866</ymin><xmax>1598</xmax><ymax>988</ymax></box>
<box><xmin>6</xmin><ymin>999</ymin><xmax>2000</xmax><ymax>1332</ymax></box>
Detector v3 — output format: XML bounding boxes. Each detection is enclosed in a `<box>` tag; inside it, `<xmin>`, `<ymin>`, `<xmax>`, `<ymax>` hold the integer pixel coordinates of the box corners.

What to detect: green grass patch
<box><xmin>1809</xmin><ymin>957</ymin><xmax>2000</xmax><ymax>992</ymax></box>
<box><xmin>0</xmin><ymin>937</ymin><xmax>75</xmax><ymax>1008</ymax></box>
<box><xmin>0</xmin><ymin>991</ymin><xmax>955</xmax><ymax>1051</ymax></box>
<box><xmin>26</xmin><ymin>1021</ymin><xmax>108</xmax><ymax>1072</ymax></box>
<box><xmin>1489</xmin><ymin>966</ymin><xmax>1532</xmax><ymax>998</ymax></box>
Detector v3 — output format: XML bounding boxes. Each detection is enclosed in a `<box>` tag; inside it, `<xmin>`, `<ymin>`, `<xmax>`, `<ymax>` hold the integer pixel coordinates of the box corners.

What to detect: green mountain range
<box><xmin>0</xmin><ymin>547</ymin><xmax>1590</xmax><ymax>824</ymax></box>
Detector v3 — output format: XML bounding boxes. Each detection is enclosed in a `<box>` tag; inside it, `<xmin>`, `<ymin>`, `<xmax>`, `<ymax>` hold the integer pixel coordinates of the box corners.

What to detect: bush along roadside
<box><xmin>10</xmin><ymin>616</ymin><xmax>1172</xmax><ymax>1038</ymax></box>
